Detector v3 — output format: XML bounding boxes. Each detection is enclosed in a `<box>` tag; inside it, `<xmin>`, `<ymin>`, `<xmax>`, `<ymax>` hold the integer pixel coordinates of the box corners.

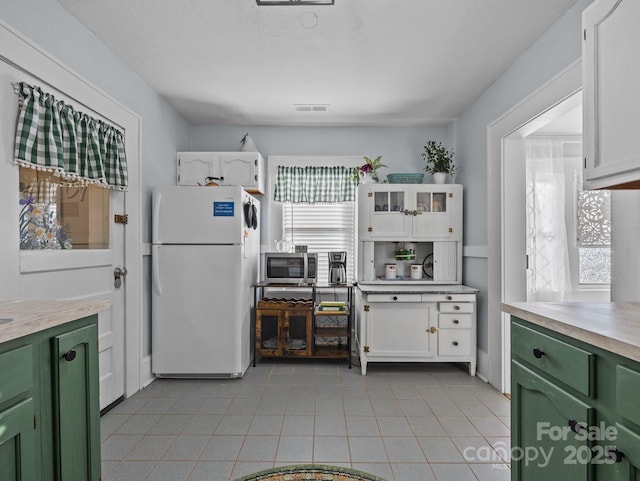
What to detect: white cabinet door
<box><xmin>358</xmin><ymin>185</ymin><xmax>411</xmax><ymax>239</ymax></box>
<box><xmin>411</xmin><ymin>185</ymin><xmax>462</xmax><ymax>240</ymax></box>
<box><xmin>220</xmin><ymin>152</ymin><xmax>264</xmax><ymax>194</ymax></box>
<box><xmin>364</xmin><ymin>302</ymin><xmax>434</xmax><ymax>358</ymax></box>
<box><xmin>177</xmin><ymin>152</ymin><xmax>221</xmax><ymax>186</ymax></box>
<box><xmin>583</xmin><ymin>0</ymin><xmax>640</xmax><ymax>189</ymax></box>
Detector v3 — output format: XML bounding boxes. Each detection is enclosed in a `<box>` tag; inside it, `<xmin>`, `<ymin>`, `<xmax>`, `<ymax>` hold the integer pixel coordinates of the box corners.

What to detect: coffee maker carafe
<box><xmin>328</xmin><ymin>251</ymin><xmax>347</xmax><ymax>284</ymax></box>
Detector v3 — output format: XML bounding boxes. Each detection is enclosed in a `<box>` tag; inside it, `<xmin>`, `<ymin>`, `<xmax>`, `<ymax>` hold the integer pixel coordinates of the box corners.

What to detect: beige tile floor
<box><xmin>100</xmin><ymin>361</ymin><xmax>511</xmax><ymax>481</ymax></box>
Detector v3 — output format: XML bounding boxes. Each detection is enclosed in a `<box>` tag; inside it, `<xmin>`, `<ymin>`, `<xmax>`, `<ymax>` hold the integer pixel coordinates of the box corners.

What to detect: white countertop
<box><xmin>0</xmin><ymin>299</ymin><xmax>111</xmax><ymax>345</ymax></box>
<box><xmin>357</xmin><ymin>283</ymin><xmax>478</xmax><ymax>294</ymax></box>
<box><xmin>502</xmin><ymin>301</ymin><xmax>640</xmax><ymax>363</ymax></box>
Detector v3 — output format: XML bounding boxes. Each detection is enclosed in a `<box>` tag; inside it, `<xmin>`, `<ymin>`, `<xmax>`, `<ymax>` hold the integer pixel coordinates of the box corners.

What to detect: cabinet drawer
<box><xmin>512</xmin><ymin>322</ymin><xmax>594</xmax><ymax>397</ymax></box>
<box><xmin>422</xmin><ymin>294</ymin><xmax>476</xmax><ymax>303</ymax></box>
<box><xmin>438</xmin><ymin>302</ymin><xmax>474</xmax><ymax>313</ymax></box>
<box><xmin>438</xmin><ymin>313</ymin><xmax>472</xmax><ymax>329</ymax></box>
<box><xmin>616</xmin><ymin>365</ymin><xmax>640</xmax><ymax>428</ymax></box>
<box><xmin>366</xmin><ymin>294</ymin><xmax>422</xmax><ymax>303</ymax></box>
<box><xmin>0</xmin><ymin>345</ymin><xmax>33</xmax><ymax>402</ymax></box>
<box><xmin>438</xmin><ymin>329</ymin><xmax>472</xmax><ymax>356</ymax></box>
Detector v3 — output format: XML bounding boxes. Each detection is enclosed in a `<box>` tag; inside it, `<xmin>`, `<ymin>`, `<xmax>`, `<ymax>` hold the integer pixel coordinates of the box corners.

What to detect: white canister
<box><xmin>384</xmin><ymin>264</ymin><xmax>397</xmax><ymax>279</ymax></box>
<box><xmin>410</xmin><ymin>264</ymin><xmax>422</xmax><ymax>280</ymax></box>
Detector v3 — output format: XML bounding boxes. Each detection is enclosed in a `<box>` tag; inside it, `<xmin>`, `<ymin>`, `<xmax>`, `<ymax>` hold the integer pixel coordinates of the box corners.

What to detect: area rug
<box><xmin>233</xmin><ymin>464</ymin><xmax>388</xmax><ymax>481</ymax></box>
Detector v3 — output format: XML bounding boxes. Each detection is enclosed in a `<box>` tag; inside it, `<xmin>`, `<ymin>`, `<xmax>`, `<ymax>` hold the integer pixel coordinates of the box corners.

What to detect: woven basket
<box><xmin>386</xmin><ymin>173</ymin><xmax>424</xmax><ymax>184</ymax></box>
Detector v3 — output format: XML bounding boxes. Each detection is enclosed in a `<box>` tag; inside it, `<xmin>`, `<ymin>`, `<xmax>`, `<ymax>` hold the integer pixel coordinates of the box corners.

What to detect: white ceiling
<box><xmin>57</xmin><ymin>0</ymin><xmax>578</xmax><ymax>126</ymax></box>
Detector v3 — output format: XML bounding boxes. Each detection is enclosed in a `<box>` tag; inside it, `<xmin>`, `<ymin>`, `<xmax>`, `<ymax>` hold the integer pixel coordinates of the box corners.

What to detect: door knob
<box><xmin>114</xmin><ymin>267</ymin><xmax>128</xmax><ymax>288</ymax></box>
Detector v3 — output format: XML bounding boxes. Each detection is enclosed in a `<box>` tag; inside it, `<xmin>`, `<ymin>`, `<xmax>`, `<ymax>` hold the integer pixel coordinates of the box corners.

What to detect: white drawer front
<box><xmin>366</xmin><ymin>294</ymin><xmax>422</xmax><ymax>303</ymax></box>
<box><xmin>422</xmin><ymin>294</ymin><xmax>476</xmax><ymax>303</ymax></box>
<box><xmin>438</xmin><ymin>302</ymin><xmax>474</xmax><ymax>313</ymax></box>
<box><xmin>438</xmin><ymin>313</ymin><xmax>472</xmax><ymax>329</ymax></box>
<box><xmin>438</xmin><ymin>329</ymin><xmax>473</xmax><ymax>356</ymax></box>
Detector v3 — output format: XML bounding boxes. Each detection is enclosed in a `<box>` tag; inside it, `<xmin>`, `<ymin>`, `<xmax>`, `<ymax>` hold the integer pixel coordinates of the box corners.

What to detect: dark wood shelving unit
<box><xmin>252</xmin><ymin>283</ymin><xmax>353</xmax><ymax>368</ymax></box>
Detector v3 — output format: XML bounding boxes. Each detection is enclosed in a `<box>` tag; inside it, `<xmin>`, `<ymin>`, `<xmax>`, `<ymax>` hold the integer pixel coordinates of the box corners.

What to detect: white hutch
<box><xmin>356</xmin><ymin>183</ymin><xmax>477</xmax><ymax>375</ymax></box>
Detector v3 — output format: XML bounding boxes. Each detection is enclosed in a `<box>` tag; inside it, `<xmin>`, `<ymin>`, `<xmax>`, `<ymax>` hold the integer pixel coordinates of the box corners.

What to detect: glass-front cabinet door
<box><xmin>411</xmin><ymin>186</ymin><xmax>462</xmax><ymax>240</ymax></box>
<box><xmin>358</xmin><ymin>185</ymin><xmax>411</xmax><ymax>239</ymax></box>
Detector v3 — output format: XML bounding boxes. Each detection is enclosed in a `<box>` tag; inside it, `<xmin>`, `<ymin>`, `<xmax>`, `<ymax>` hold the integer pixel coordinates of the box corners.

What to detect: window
<box><xmin>282</xmin><ymin>202</ymin><xmax>356</xmax><ymax>283</ymax></box>
<box><xmin>575</xmin><ymin>169</ymin><xmax>610</xmax><ymax>285</ymax></box>
<box><xmin>19</xmin><ymin>167</ymin><xmax>109</xmax><ymax>249</ymax></box>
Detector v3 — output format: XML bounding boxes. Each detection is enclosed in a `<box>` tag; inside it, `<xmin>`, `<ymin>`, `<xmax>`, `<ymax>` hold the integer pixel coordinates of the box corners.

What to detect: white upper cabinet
<box><xmin>583</xmin><ymin>0</ymin><xmax>640</xmax><ymax>189</ymax></box>
<box><xmin>357</xmin><ymin>184</ymin><xmax>462</xmax><ymax>241</ymax></box>
<box><xmin>177</xmin><ymin>152</ymin><xmax>265</xmax><ymax>194</ymax></box>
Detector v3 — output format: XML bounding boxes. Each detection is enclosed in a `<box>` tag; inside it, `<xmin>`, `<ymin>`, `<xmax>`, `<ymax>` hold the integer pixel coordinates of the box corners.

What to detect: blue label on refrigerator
<box><xmin>213</xmin><ymin>201</ymin><xmax>234</xmax><ymax>216</ymax></box>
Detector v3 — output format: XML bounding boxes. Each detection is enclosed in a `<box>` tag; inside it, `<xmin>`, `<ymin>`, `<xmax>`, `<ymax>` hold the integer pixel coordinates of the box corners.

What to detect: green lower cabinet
<box><xmin>52</xmin><ymin>323</ymin><xmax>100</xmax><ymax>481</ymax></box>
<box><xmin>511</xmin><ymin>317</ymin><xmax>640</xmax><ymax>481</ymax></box>
<box><xmin>0</xmin><ymin>398</ymin><xmax>36</xmax><ymax>481</ymax></box>
<box><xmin>0</xmin><ymin>315</ymin><xmax>100</xmax><ymax>481</ymax></box>
<box><xmin>592</xmin><ymin>423</ymin><xmax>640</xmax><ymax>481</ymax></box>
<box><xmin>512</xmin><ymin>361</ymin><xmax>594</xmax><ymax>480</ymax></box>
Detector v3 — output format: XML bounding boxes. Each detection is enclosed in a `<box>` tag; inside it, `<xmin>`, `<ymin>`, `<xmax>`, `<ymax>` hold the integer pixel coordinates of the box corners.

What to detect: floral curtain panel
<box><xmin>273</xmin><ymin>165</ymin><xmax>357</xmax><ymax>203</ymax></box>
<box><xmin>14</xmin><ymin>82</ymin><xmax>128</xmax><ymax>191</ymax></box>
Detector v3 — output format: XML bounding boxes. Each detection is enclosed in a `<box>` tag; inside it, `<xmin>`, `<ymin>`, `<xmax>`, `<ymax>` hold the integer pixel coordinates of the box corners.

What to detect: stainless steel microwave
<box><xmin>264</xmin><ymin>252</ymin><xmax>317</xmax><ymax>284</ymax></box>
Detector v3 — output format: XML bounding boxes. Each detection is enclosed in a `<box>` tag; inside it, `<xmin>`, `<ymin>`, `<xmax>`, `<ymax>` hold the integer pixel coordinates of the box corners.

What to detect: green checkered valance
<box><xmin>273</xmin><ymin>165</ymin><xmax>357</xmax><ymax>203</ymax></box>
<box><xmin>14</xmin><ymin>82</ymin><xmax>128</xmax><ymax>191</ymax></box>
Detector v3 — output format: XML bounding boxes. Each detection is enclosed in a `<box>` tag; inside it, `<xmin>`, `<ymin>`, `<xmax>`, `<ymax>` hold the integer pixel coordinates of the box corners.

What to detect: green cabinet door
<box><xmin>0</xmin><ymin>398</ymin><xmax>36</xmax><ymax>481</ymax></box>
<box><xmin>51</xmin><ymin>324</ymin><xmax>100</xmax><ymax>481</ymax></box>
<box><xmin>512</xmin><ymin>361</ymin><xmax>594</xmax><ymax>481</ymax></box>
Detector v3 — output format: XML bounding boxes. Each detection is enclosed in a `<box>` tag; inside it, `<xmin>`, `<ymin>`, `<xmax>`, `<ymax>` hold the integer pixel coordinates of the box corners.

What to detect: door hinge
<box><xmin>368</xmin><ymin>227</ymin><xmax>373</xmax><ymax>232</ymax></box>
<box><xmin>364</xmin><ymin>346</ymin><xmax>370</xmax><ymax>353</ymax></box>
<box><xmin>34</xmin><ymin>414</ymin><xmax>37</xmax><ymax>429</ymax></box>
<box><xmin>114</xmin><ymin>214</ymin><xmax>128</xmax><ymax>224</ymax></box>
<box><xmin>363</xmin><ymin>305</ymin><xmax>370</xmax><ymax>312</ymax></box>
<box><xmin>367</xmin><ymin>192</ymin><xmax>373</xmax><ymax>197</ymax></box>
<box><xmin>448</xmin><ymin>227</ymin><xmax>453</xmax><ymax>233</ymax></box>
<box><xmin>448</xmin><ymin>192</ymin><xmax>453</xmax><ymax>197</ymax></box>
<box><xmin>583</xmin><ymin>29</ymin><xmax>586</xmax><ymax>41</ymax></box>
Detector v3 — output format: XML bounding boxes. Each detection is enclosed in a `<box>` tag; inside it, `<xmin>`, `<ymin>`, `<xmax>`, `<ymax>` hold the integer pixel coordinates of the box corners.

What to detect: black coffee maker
<box><xmin>328</xmin><ymin>251</ymin><xmax>347</xmax><ymax>284</ymax></box>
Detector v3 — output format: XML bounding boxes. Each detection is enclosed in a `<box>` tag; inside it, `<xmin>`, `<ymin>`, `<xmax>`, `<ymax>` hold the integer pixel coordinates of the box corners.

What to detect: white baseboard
<box><xmin>141</xmin><ymin>354</ymin><xmax>154</xmax><ymax>388</ymax></box>
<box><xmin>476</xmin><ymin>348</ymin><xmax>491</xmax><ymax>383</ymax></box>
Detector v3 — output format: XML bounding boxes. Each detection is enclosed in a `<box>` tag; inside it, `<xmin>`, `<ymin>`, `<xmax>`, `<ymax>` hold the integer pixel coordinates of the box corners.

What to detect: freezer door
<box><xmin>152</xmin><ymin>185</ymin><xmax>248</xmax><ymax>244</ymax></box>
<box><xmin>152</xmin><ymin>244</ymin><xmax>251</xmax><ymax>376</ymax></box>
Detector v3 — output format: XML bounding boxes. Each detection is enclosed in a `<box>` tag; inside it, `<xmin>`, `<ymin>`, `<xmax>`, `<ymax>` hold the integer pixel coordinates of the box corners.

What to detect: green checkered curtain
<box><xmin>14</xmin><ymin>82</ymin><xmax>127</xmax><ymax>191</ymax></box>
<box><xmin>273</xmin><ymin>165</ymin><xmax>357</xmax><ymax>203</ymax></box>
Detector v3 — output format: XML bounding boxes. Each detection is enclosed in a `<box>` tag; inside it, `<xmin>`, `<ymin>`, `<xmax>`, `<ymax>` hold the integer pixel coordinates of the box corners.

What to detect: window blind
<box><xmin>282</xmin><ymin>202</ymin><xmax>356</xmax><ymax>283</ymax></box>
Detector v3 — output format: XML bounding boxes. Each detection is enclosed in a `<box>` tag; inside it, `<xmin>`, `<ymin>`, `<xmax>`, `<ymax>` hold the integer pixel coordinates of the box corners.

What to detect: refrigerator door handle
<box><xmin>152</xmin><ymin>244</ymin><xmax>162</xmax><ymax>295</ymax></box>
<box><xmin>152</xmin><ymin>191</ymin><xmax>162</xmax><ymax>243</ymax></box>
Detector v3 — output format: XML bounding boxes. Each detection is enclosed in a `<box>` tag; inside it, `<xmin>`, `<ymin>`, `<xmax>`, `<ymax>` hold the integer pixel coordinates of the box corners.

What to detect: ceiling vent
<box><xmin>294</xmin><ymin>104</ymin><xmax>330</xmax><ymax>112</ymax></box>
<box><xmin>257</xmin><ymin>0</ymin><xmax>334</xmax><ymax>5</ymax></box>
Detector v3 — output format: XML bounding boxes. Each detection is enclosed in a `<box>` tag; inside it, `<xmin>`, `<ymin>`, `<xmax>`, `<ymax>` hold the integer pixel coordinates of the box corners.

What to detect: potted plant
<box><xmin>421</xmin><ymin>141</ymin><xmax>455</xmax><ymax>183</ymax></box>
<box><xmin>352</xmin><ymin>155</ymin><xmax>387</xmax><ymax>184</ymax></box>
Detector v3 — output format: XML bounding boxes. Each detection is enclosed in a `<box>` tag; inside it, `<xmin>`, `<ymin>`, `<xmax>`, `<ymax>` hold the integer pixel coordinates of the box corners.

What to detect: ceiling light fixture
<box><xmin>256</xmin><ymin>0</ymin><xmax>334</xmax><ymax>5</ymax></box>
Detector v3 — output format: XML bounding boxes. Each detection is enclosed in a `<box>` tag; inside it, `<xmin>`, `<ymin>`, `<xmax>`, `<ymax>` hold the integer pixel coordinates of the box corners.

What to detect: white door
<box><xmin>0</xmin><ymin>54</ymin><xmax>126</xmax><ymax>411</ymax></box>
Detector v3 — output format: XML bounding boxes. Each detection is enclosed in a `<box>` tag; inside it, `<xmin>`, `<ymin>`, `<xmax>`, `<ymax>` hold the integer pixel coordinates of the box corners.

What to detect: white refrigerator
<box><xmin>151</xmin><ymin>185</ymin><xmax>260</xmax><ymax>377</ymax></box>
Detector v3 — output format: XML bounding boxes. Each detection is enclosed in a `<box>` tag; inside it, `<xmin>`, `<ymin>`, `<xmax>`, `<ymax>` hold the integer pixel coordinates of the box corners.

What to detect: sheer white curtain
<box><xmin>525</xmin><ymin>138</ymin><xmax>572</xmax><ymax>301</ymax></box>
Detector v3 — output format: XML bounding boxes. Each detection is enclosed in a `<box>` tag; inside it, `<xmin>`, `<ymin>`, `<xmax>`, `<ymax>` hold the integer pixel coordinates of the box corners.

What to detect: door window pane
<box><xmin>19</xmin><ymin>167</ymin><xmax>109</xmax><ymax>250</ymax></box>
